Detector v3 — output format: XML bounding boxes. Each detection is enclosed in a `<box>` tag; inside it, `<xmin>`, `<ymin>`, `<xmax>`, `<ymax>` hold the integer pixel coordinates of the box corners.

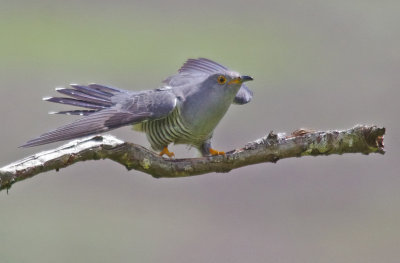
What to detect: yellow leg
<box><xmin>209</xmin><ymin>148</ymin><xmax>225</xmax><ymax>156</ymax></box>
<box><xmin>159</xmin><ymin>146</ymin><xmax>175</xmax><ymax>158</ymax></box>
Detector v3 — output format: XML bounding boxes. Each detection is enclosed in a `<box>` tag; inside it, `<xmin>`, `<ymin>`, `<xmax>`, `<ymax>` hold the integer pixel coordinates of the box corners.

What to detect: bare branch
<box><xmin>0</xmin><ymin>125</ymin><xmax>385</xmax><ymax>191</ymax></box>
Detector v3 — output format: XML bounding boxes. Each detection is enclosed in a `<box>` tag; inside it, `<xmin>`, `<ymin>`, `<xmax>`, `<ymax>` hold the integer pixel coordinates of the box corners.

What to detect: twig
<box><xmin>0</xmin><ymin>125</ymin><xmax>385</xmax><ymax>191</ymax></box>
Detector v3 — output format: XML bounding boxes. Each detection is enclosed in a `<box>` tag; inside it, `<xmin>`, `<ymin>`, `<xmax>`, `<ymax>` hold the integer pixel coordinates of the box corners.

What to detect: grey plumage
<box><xmin>22</xmin><ymin>58</ymin><xmax>253</xmax><ymax>156</ymax></box>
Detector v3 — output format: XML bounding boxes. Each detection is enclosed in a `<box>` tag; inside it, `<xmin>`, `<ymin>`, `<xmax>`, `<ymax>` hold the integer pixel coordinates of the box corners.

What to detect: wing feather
<box><xmin>233</xmin><ymin>84</ymin><xmax>253</xmax><ymax>105</ymax></box>
<box><xmin>178</xmin><ymin>58</ymin><xmax>228</xmax><ymax>74</ymax></box>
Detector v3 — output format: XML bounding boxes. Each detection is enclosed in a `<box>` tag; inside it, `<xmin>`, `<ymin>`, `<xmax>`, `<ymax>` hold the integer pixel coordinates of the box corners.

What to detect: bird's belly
<box><xmin>137</xmin><ymin>108</ymin><xmax>208</xmax><ymax>150</ymax></box>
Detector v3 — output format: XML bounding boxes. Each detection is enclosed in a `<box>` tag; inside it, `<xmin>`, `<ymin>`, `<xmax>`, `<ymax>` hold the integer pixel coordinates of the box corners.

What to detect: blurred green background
<box><xmin>0</xmin><ymin>0</ymin><xmax>399</xmax><ymax>262</ymax></box>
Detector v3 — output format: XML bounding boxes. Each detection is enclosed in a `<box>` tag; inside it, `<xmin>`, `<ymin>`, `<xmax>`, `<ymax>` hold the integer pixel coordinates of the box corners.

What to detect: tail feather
<box><xmin>44</xmin><ymin>83</ymin><xmax>124</xmax><ymax>111</ymax></box>
<box><xmin>55</xmin><ymin>87</ymin><xmax>113</xmax><ymax>106</ymax></box>
<box><xmin>87</xmin><ymin>83</ymin><xmax>122</xmax><ymax>94</ymax></box>
<box><xmin>44</xmin><ymin>97</ymin><xmax>107</xmax><ymax>110</ymax></box>
<box><xmin>49</xmin><ymin>110</ymin><xmax>97</xmax><ymax>116</ymax></box>
<box><xmin>21</xmin><ymin>109</ymin><xmax>118</xmax><ymax>147</ymax></box>
<box><xmin>70</xmin><ymin>84</ymin><xmax>116</xmax><ymax>100</ymax></box>
<box><xmin>21</xmin><ymin>108</ymin><xmax>149</xmax><ymax>147</ymax></box>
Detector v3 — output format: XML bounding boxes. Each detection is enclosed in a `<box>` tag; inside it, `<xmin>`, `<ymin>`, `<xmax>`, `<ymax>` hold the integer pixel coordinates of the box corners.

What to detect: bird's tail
<box><xmin>44</xmin><ymin>83</ymin><xmax>122</xmax><ymax>116</ymax></box>
<box><xmin>20</xmin><ymin>84</ymin><xmax>127</xmax><ymax>148</ymax></box>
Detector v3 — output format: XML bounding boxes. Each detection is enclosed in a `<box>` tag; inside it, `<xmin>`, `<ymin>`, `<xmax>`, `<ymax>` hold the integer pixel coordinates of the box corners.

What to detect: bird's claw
<box><xmin>159</xmin><ymin>147</ymin><xmax>175</xmax><ymax>158</ymax></box>
<box><xmin>209</xmin><ymin>148</ymin><xmax>225</xmax><ymax>156</ymax></box>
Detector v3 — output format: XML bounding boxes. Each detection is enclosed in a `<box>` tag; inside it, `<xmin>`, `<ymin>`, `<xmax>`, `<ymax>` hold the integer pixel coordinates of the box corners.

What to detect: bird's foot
<box><xmin>209</xmin><ymin>148</ymin><xmax>225</xmax><ymax>156</ymax></box>
<box><xmin>159</xmin><ymin>147</ymin><xmax>175</xmax><ymax>158</ymax></box>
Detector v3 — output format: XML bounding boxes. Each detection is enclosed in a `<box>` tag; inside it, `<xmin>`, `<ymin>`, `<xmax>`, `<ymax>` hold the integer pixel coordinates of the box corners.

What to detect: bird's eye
<box><xmin>217</xmin><ymin>75</ymin><xmax>227</xmax><ymax>85</ymax></box>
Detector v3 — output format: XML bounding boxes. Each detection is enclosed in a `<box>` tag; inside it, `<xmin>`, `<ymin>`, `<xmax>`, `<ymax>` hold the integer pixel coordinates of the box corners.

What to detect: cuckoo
<box><xmin>22</xmin><ymin>58</ymin><xmax>253</xmax><ymax>157</ymax></box>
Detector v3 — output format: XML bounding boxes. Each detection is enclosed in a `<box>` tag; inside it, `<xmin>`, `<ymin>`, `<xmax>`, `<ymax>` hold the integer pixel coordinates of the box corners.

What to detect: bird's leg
<box><xmin>209</xmin><ymin>148</ymin><xmax>225</xmax><ymax>156</ymax></box>
<box><xmin>200</xmin><ymin>140</ymin><xmax>225</xmax><ymax>156</ymax></box>
<box><xmin>159</xmin><ymin>146</ymin><xmax>175</xmax><ymax>158</ymax></box>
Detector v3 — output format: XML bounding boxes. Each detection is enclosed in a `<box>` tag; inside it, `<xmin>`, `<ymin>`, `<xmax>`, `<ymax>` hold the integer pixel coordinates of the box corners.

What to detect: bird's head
<box><xmin>163</xmin><ymin>58</ymin><xmax>253</xmax><ymax>104</ymax></box>
<box><xmin>197</xmin><ymin>70</ymin><xmax>253</xmax><ymax>104</ymax></box>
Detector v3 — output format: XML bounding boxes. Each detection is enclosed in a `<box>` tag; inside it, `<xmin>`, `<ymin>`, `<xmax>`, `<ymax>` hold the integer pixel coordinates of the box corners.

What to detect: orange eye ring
<box><xmin>217</xmin><ymin>75</ymin><xmax>227</xmax><ymax>85</ymax></box>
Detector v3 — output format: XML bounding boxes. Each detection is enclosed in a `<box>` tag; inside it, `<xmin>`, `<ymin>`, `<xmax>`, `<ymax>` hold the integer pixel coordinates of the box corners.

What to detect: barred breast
<box><xmin>134</xmin><ymin>107</ymin><xmax>207</xmax><ymax>151</ymax></box>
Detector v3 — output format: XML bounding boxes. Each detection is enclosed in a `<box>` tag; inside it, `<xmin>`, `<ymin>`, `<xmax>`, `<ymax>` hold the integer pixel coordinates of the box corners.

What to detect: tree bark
<box><xmin>0</xmin><ymin>125</ymin><xmax>385</xmax><ymax>191</ymax></box>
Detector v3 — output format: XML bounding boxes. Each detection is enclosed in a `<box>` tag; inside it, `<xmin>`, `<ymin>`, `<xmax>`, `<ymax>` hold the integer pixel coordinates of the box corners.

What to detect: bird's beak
<box><xmin>228</xmin><ymin>75</ymin><xmax>254</xmax><ymax>85</ymax></box>
<box><xmin>241</xmin><ymin>75</ymin><xmax>253</xmax><ymax>82</ymax></box>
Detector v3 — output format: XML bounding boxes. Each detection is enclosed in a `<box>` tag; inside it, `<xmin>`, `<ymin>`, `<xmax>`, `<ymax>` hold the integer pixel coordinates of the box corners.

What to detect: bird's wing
<box><xmin>178</xmin><ymin>58</ymin><xmax>229</xmax><ymax>74</ymax></box>
<box><xmin>233</xmin><ymin>84</ymin><xmax>253</xmax><ymax>105</ymax></box>
<box><xmin>22</xmin><ymin>90</ymin><xmax>177</xmax><ymax>147</ymax></box>
<box><xmin>163</xmin><ymin>58</ymin><xmax>229</xmax><ymax>85</ymax></box>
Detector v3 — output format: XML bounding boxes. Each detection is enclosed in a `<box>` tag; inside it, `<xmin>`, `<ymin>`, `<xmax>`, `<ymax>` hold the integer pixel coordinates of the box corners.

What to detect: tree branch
<box><xmin>0</xmin><ymin>125</ymin><xmax>385</xmax><ymax>191</ymax></box>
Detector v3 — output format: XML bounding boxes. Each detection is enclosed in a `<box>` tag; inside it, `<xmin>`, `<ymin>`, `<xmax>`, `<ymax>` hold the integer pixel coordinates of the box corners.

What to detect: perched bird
<box><xmin>22</xmin><ymin>58</ymin><xmax>253</xmax><ymax>157</ymax></box>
